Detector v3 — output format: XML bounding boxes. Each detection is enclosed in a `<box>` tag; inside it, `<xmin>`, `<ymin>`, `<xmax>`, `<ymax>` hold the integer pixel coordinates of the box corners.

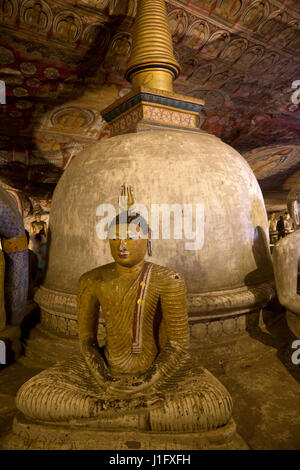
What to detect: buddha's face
<box><xmin>109</xmin><ymin>223</ymin><xmax>147</xmax><ymax>268</ymax></box>
<box><xmin>35</xmin><ymin>215</ymin><xmax>41</xmax><ymax>222</ymax></box>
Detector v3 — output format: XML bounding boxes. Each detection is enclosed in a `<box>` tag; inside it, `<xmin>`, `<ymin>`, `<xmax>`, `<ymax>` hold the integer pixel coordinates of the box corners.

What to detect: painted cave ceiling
<box><xmin>0</xmin><ymin>0</ymin><xmax>299</xmax><ymax>213</ymax></box>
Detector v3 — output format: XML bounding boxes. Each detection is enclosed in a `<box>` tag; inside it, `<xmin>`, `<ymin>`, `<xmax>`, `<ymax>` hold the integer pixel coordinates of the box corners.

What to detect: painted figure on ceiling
<box><xmin>242</xmin><ymin>1</ymin><xmax>265</xmax><ymax>29</ymax></box>
<box><xmin>276</xmin><ymin>58</ymin><xmax>291</xmax><ymax>74</ymax></box>
<box><xmin>180</xmin><ymin>57</ymin><xmax>198</xmax><ymax>79</ymax></box>
<box><xmin>222</xmin><ymin>40</ymin><xmax>246</xmax><ymax>62</ymax></box>
<box><xmin>259</xmin><ymin>13</ymin><xmax>284</xmax><ymax>38</ymax></box>
<box><xmin>103</xmin><ymin>33</ymin><xmax>132</xmax><ymax>76</ymax></box>
<box><xmin>248</xmin><ymin>148</ymin><xmax>293</xmax><ymax>179</ymax></box>
<box><xmin>83</xmin><ymin>25</ymin><xmax>103</xmax><ymax>46</ymax></box>
<box><xmin>221</xmin><ymin>75</ymin><xmax>244</xmax><ymax>93</ymax></box>
<box><xmin>24</xmin><ymin>2</ymin><xmax>48</xmax><ymax>32</ymax></box>
<box><xmin>111</xmin><ymin>33</ymin><xmax>131</xmax><ymax>56</ymax></box>
<box><xmin>81</xmin><ymin>0</ymin><xmax>108</xmax><ymax>8</ymax></box>
<box><xmin>109</xmin><ymin>0</ymin><xmax>136</xmax><ymax>16</ymax></box>
<box><xmin>254</xmin><ymin>53</ymin><xmax>278</xmax><ymax>72</ymax></box>
<box><xmin>183</xmin><ymin>22</ymin><xmax>207</xmax><ymax>50</ymax></box>
<box><xmin>195</xmin><ymin>0</ymin><xmax>214</xmax><ymax>9</ymax></box>
<box><xmin>169</xmin><ymin>10</ymin><xmax>186</xmax><ymax>42</ymax></box>
<box><xmin>191</xmin><ymin>63</ymin><xmax>213</xmax><ymax>83</ymax></box>
<box><xmin>277</xmin><ymin>22</ymin><xmax>298</xmax><ymax>46</ymax></box>
<box><xmin>215</xmin><ymin>0</ymin><xmax>243</xmax><ymax>20</ymax></box>
<box><xmin>57</xmin><ymin>15</ymin><xmax>78</xmax><ymax>43</ymax></box>
<box><xmin>0</xmin><ymin>0</ymin><xmax>13</xmax><ymax>22</ymax></box>
<box><xmin>56</xmin><ymin>111</ymin><xmax>86</xmax><ymax>130</ymax></box>
<box><xmin>201</xmin><ymin>32</ymin><xmax>228</xmax><ymax>57</ymax></box>
<box><xmin>238</xmin><ymin>47</ymin><xmax>263</xmax><ymax>68</ymax></box>
<box><xmin>209</xmin><ymin>70</ymin><xmax>229</xmax><ymax>87</ymax></box>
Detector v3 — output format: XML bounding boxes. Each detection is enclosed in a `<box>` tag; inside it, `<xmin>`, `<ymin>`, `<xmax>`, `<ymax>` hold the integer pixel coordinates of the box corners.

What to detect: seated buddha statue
<box><xmin>273</xmin><ymin>188</ymin><xmax>300</xmax><ymax>337</ymax></box>
<box><xmin>16</xmin><ymin>194</ymin><xmax>233</xmax><ymax>440</ymax></box>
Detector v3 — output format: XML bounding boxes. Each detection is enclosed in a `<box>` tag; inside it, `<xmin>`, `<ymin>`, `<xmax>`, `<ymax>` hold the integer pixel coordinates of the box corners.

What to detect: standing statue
<box><xmin>0</xmin><ymin>186</ymin><xmax>28</xmax><ymax>326</ymax></box>
<box><xmin>0</xmin><ymin>186</ymin><xmax>28</xmax><ymax>363</ymax></box>
<box><xmin>15</xmin><ymin>188</ymin><xmax>236</xmax><ymax>449</ymax></box>
<box><xmin>30</xmin><ymin>214</ymin><xmax>47</xmax><ymax>237</ymax></box>
<box><xmin>268</xmin><ymin>212</ymin><xmax>277</xmax><ymax>244</ymax></box>
<box><xmin>273</xmin><ymin>188</ymin><xmax>300</xmax><ymax>337</ymax></box>
<box><xmin>268</xmin><ymin>212</ymin><xmax>277</xmax><ymax>232</ymax></box>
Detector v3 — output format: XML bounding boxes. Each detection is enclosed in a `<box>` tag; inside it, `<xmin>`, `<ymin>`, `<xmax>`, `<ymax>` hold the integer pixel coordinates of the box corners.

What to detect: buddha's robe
<box><xmin>16</xmin><ymin>262</ymin><xmax>232</xmax><ymax>432</ymax></box>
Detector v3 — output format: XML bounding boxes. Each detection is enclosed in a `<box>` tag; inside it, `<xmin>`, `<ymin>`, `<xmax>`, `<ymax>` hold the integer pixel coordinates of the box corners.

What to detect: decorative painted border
<box><xmin>102</xmin><ymin>90</ymin><xmax>204</xmax><ymax>123</ymax></box>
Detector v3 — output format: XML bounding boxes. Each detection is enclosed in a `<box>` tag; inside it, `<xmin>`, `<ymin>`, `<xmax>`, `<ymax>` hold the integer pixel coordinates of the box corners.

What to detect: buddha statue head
<box><xmin>287</xmin><ymin>188</ymin><xmax>300</xmax><ymax>230</ymax></box>
<box><xmin>108</xmin><ymin>212</ymin><xmax>149</xmax><ymax>268</ymax></box>
<box><xmin>108</xmin><ymin>184</ymin><xmax>152</xmax><ymax>268</ymax></box>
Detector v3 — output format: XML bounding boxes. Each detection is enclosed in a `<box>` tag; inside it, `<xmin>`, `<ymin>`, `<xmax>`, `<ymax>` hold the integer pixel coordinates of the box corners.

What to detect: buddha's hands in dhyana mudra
<box><xmin>104</xmin><ymin>368</ymin><xmax>163</xmax><ymax>397</ymax></box>
<box><xmin>80</xmin><ymin>340</ymin><xmax>164</xmax><ymax>398</ymax></box>
<box><xmin>81</xmin><ymin>339</ymin><xmax>188</xmax><ymax>398</ymax></box>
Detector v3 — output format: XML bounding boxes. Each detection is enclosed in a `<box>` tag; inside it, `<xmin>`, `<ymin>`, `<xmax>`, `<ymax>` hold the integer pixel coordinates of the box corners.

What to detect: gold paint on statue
<box><xmin>126</xmin><ymin>0</ymin><xmax>180</xmax><ymax>92</ymax></box>
<box><xmin>16</xmin><ymin>212</ymin><xmax>232</xmax><ymax>431</ymax></box>
<box><xmin>30</xmin><ymin>214</ymin><xmax>47</xmax><ymax>237</ymax></box>
<box><xmin>2</xmin><ymin>234</ymin><xmax>27</xmax><ymax>254</ymax></box>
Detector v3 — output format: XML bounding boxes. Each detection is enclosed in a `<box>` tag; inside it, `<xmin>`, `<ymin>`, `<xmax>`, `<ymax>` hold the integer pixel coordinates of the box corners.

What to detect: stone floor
<box><xmin>0</xmin><ymin>308</ymin><xmax>300</xmax><ymax>450</ymax></box>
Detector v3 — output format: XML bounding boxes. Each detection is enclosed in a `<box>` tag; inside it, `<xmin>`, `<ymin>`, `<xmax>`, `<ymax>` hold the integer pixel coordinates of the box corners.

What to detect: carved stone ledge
<box><xmin>8</xmin><ymin>414</ymin><xmax>248</xmax><ymax>450</ymax></box>
<box><xmin>34</xmin><ymin>282</ymin><xmax>275</xmax><ymax>340</ymax></box>
<box><xmin>188</xmin><ymin>282</ymin><xmax>275</xmax><ymax>316</ymax></box>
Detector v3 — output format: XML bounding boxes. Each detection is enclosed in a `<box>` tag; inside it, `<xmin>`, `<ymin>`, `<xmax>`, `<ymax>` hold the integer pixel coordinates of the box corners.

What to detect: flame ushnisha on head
<box><xmin>119</xmin><ymin>184</ymin><xmax>135</xmax><ymax>212</ymax></box>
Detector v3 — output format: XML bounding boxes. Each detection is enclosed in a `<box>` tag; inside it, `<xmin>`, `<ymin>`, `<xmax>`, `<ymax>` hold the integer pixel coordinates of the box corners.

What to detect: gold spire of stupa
<box><xmin>126</xmin><ymin>0</ymin><xmax>180</xmax><ymax>92</ymax></box>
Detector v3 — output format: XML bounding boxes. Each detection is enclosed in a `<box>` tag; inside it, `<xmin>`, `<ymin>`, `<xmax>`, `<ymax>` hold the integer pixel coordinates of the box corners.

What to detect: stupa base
<box><xmin>22</xmin><ymin>323</ymin><xmax>79</xmax><ymax>368</ymax></box>
<box><xmin>22</xmin><ymin>308</ymin><xmax>278</xmax><ymax>370</ymax></box>
<box><xmin>8</xmin><ymin>413</ymin><xmax>248</xmax><ymax>450</ymax></box>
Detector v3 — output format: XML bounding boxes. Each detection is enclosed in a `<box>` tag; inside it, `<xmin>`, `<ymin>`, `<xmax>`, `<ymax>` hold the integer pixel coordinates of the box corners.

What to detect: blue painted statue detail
<box><xmin>0</xmin><ymin>187</ymin><xmax>28</xmax><ymax>326</ymax></box>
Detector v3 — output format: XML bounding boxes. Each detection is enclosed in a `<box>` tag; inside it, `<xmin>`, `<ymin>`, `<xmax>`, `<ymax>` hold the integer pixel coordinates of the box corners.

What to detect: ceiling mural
<box><xmin>0</xmin><ymin>0</ymin><xmax>299</xmax><ymax>213</ymax></box>
<box><xmin>243</xmin><ymin>144</ymin><xmax>300</xmax><ymax>189</ymax></box>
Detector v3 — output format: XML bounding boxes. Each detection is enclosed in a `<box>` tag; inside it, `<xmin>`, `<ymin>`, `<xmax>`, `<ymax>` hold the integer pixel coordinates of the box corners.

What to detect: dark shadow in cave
<box><xmin>244</xmin><ymin>225</ymin><xmax>300</xmax><ymax>385</ymax></box>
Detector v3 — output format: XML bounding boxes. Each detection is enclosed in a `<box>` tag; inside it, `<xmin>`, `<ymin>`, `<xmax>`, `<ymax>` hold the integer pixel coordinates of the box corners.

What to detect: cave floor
<box><xmin>0</xmin><ymin>310</ymin><xmax>300</xmax><ymax>451</ymax></box>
